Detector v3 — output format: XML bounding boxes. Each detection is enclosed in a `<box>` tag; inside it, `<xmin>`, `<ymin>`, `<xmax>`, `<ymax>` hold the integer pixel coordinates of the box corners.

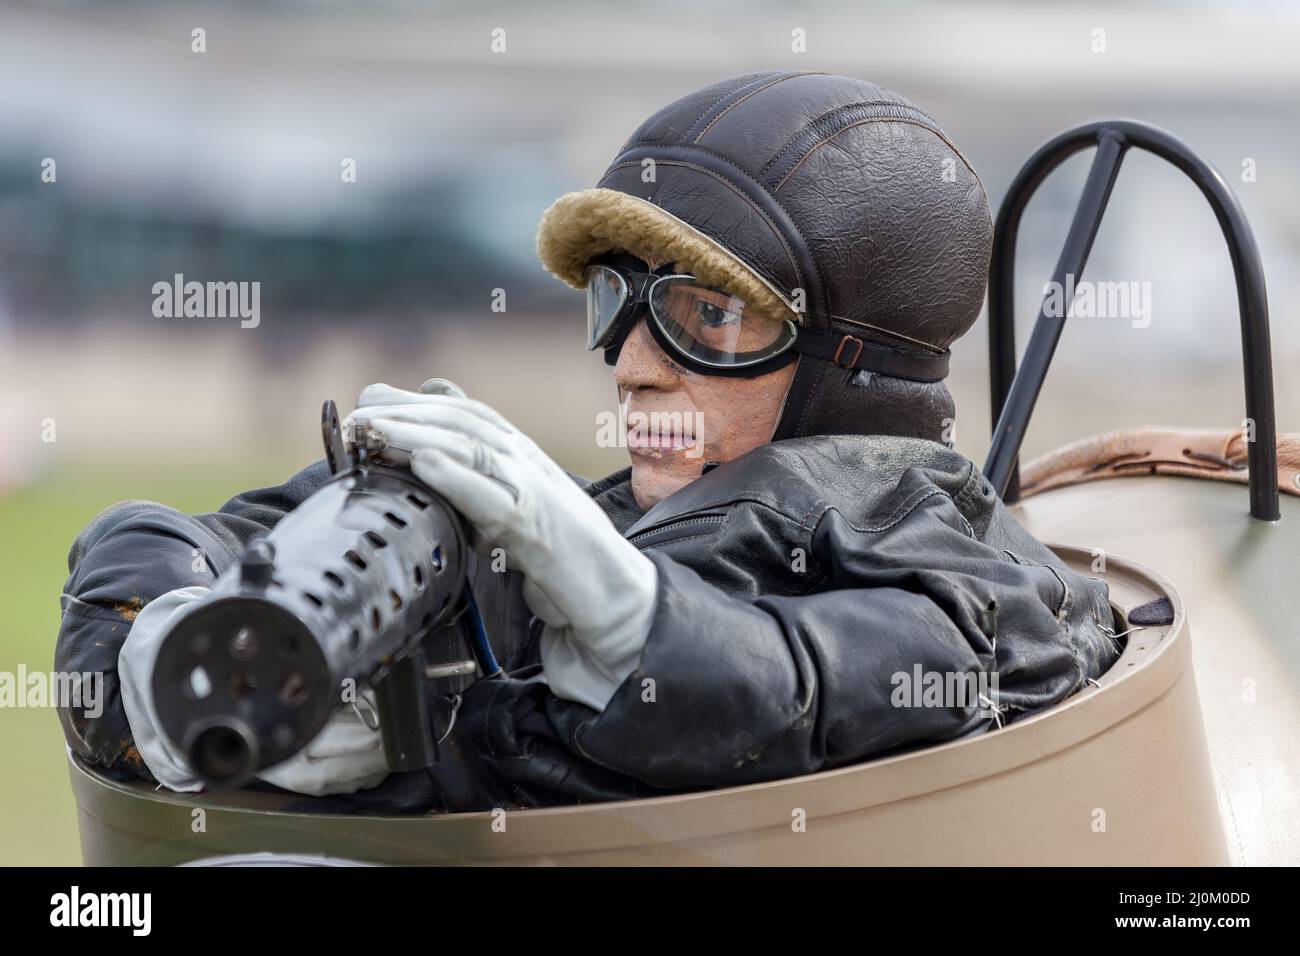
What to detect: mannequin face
<box><xmin>613</xmin><ymin>318</ymin><xmax>797</xmax><ymax>510</ymax></box>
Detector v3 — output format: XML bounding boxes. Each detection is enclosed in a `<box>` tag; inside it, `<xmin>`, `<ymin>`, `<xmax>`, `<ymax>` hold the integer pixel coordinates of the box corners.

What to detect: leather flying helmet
<box><xmin>536</xmin><ymin>71</ymin><xmax>993</xmax><ymax>443</ymax></box>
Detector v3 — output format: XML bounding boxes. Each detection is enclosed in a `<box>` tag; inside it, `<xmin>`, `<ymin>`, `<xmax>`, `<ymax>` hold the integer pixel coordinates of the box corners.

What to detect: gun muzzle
<box><xmin>151</xmin><ymin>457</ymin><xmax>466</xmax><ymax>787</ymax></box>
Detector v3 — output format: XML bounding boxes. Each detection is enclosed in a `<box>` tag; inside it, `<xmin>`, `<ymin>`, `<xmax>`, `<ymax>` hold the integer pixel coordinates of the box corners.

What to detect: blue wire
<box><xmin>463</xmin><ymin>586</ymin><xmax>502</xmax><ymax>678</ymax></box>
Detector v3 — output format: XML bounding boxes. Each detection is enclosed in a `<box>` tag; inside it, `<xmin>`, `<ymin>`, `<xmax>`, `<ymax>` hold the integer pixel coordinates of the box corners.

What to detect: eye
<box><xmin>697</xmin><ymin>300</ymin><xmax>740</xmax><ymax>328</ymax></box>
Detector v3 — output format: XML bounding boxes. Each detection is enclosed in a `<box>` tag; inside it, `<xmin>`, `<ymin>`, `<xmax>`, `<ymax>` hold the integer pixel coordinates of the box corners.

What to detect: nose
<box><xmin>613</xmin><ymin>318</ymin><xmax>682</xmax><ymax>394</ymax></box>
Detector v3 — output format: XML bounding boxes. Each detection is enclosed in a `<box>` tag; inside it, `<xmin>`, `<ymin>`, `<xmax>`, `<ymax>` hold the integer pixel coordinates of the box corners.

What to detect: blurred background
<box><xmin>2</xmin><ymin>0</ymin><xmax>1298</xmax><ymax>864</ymax></box>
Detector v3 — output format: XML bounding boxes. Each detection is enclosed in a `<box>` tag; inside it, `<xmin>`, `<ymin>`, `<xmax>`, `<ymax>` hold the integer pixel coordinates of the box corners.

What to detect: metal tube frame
<box><xmin>985</xmin><ymin>120</ymin><xmax>1280</xmax><ymax>521</ymax></box>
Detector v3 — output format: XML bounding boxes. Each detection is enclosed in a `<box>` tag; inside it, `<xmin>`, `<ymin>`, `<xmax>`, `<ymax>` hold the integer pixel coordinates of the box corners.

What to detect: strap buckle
<box><xmin>832</xmin><ymin>334</ymin><xmax>864</xmax><ymax>369</ymax></box>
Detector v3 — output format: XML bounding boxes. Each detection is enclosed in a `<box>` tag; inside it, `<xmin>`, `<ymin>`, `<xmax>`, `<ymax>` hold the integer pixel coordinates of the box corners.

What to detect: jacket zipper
<box><xmin>628</xmin><ymin>513</ymin><xmax>726</xmax><ymax>546</ymax></box>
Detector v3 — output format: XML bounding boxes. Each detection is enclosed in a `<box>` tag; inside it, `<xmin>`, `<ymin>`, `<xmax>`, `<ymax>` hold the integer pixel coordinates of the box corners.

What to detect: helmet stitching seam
<box><xmin>758</xmin><ymin>99</ymin><xmax>940</xmax><ymax>179</ymax></box>
<box><xmin>691</xmin><ymin>71</ymin><xmax>824</xmax><ymax>143</ymax></box>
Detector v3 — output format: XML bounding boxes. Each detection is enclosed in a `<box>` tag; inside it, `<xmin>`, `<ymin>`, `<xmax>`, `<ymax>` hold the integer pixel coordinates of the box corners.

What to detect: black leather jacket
<box><xmin>56</xmin><ymin>434</ymin><xmax>1117</xmax><ymax>809</ymax></box>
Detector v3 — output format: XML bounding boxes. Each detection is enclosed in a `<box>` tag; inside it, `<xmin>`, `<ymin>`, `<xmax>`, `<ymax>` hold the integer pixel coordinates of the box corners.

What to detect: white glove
<box><xmin>347</xmin><ymin>381</ymin><xmax>659</xmax><ymax>712</ymax></box>
<box><xmin>118</xmin><ymin>587</ymin><xmax>390</xmax><ymax>795</ymax></box>
<box><xmin>254</xmin><ymin>699</ymin><xmax>388</xmax><ymax>796</ymax></box>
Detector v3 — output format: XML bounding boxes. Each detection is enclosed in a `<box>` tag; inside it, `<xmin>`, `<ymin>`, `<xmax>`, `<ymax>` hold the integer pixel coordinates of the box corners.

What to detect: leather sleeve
<box><xmin>54</xmin><ymin>461</ymin><xmax>332</xmax><ymax>775</ymax></box>
<box><xmin>552</xmin><ymin>553</ymin><xmax>996</xmax><ymax>789</ymax></box>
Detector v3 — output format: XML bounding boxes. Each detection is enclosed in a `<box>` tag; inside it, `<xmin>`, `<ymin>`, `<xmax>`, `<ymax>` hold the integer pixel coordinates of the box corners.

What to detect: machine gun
<box><xmin>150</xmin><ymin>400</ymin><xmax>482</xmax><ymax>788</ymax></box>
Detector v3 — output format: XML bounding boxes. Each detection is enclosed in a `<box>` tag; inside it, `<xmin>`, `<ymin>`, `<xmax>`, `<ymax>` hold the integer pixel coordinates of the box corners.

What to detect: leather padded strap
<box><xmin>1019</xmin><ymin>427</ymin><xmax>1300</xmax><ymax>499</ymax></box>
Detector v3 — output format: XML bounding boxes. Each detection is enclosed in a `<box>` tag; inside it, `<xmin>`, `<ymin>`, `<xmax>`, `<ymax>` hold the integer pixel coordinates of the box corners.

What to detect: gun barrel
<box><xmin>151</xmin><ymin>463</ymin><xmax>466</xmax><ymax>787</ymax></box>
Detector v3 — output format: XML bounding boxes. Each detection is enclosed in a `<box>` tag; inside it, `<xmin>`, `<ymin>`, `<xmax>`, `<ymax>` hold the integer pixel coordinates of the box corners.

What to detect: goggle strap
<box><xmin>791</xmin><ymin>327</ymin><xmax>950</xmax><ymax>383</ymax></box>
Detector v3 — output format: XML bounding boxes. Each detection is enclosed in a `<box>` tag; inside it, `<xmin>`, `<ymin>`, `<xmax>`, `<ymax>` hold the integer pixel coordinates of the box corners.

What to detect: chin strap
<box><xmin>771</xmin><ymin>353</ymin><xmax>821</xmax><ymax>441</ymax></box>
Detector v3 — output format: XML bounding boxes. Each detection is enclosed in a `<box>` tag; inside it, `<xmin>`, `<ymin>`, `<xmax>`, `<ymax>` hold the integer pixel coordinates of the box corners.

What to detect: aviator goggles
<box><xmin>584</xmin><ymin>254</ymin><xmax>952</xmax><ymax>382</ymax></box>
<box><xmin>585</xmin><ymin>257</ymin><xmax>797</xmax><ymax>377</ymax></box>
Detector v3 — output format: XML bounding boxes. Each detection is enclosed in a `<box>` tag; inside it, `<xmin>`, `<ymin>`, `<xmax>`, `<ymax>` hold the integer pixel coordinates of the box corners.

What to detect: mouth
<box><xmin>626</xmin><ymin>415</ymin><xmax>699</xmax><ymax>454</ymax></box>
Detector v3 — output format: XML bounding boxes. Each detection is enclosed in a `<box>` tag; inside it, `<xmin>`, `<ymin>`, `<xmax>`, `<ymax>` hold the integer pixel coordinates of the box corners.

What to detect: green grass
<box><xmin>0</xmin><ymin>464</ymin><xmax>296</xmax><ymax>865</ymax></box>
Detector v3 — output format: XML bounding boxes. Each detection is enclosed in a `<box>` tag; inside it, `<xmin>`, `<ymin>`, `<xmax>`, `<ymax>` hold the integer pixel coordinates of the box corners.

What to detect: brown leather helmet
<box><xmin>537</xmin><ymin>70</ymin><xmax>992</xmax><ymax>443</ymax></box>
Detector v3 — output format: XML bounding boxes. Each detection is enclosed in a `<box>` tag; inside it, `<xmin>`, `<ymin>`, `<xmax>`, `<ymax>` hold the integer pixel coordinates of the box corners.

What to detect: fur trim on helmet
<box><xmin>536</xmin><ymin>188</ymin><xmax>798</xmax><ymax>325</ymax></box>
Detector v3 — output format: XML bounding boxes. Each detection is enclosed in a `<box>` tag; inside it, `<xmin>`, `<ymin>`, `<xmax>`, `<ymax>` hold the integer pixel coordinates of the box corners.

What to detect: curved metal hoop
<box><xmin>984</xmin><ymin>120</ymin><xmax>1279</xmax><ymax>521</ymax></box>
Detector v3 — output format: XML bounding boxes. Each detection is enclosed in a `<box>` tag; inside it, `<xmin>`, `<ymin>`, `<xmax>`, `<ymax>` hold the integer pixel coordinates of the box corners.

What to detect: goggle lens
<box><xmin>648</xmin><ymin>276</ymin><xmax>796</xmax><ymax>368</ymax></box>
<box><xmin>585</xmin><ymin>265</ymin><xmax>630</xmax><ymax>350</ymax></box>
<box><xmin>584</xmin><ymin>264</ymin><xmax>797</xmax><ymax>372</ymax></box>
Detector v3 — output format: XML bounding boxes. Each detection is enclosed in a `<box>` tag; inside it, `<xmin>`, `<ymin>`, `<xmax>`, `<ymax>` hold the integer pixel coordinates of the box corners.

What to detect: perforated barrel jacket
<box><xmin>55</xmin><ymin>434</ymin><xmax>1118</xmax><ymax>809</ymax></box>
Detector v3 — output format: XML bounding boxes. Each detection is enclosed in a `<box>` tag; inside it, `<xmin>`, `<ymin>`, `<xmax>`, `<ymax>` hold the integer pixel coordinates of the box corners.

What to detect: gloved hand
<box><xmin>118</xmin><ymin>587</ymin><xmax>390</xmax><ymax>795</ymax></box>
<box><xmin>255</xmin><ymin>697</ymin><xmax>388</xmax><ymax>796</ymax></box>
<box><xmin>346</xmin><ymin>381</ymin><xmax>659</xmax><ymax>712</ymax></box>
